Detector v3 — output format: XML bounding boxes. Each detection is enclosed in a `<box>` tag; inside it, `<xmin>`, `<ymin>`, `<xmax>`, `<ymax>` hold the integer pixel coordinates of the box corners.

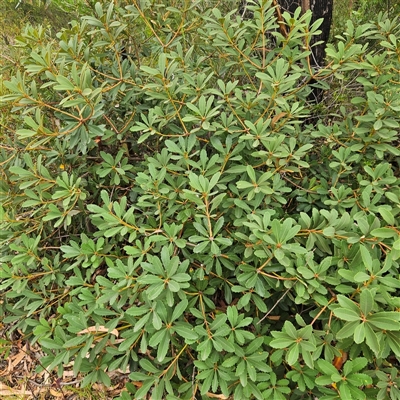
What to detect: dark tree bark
<box><xmin>276</xmin><ymin>0</ymin><xmax>333</xmax><ymax>102</ymax></box>
<box><xmin>277</xmin><ymin>0</ymin><xmax>333</xmax><ymax>60</ymax></box>
<box><xmin>238</xmin><ymin>0</ymin><xmax>333</xmax><ymax>101</ymax></box>
<box><xmin>309</xmin><ymin>1</ymin><xmax>333</xmax><ymax>68</ymax></box>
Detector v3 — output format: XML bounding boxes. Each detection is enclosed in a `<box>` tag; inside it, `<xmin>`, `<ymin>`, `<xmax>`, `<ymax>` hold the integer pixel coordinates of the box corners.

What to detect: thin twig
<box><xmin>257</xmin><ymin>288</ymin><xmax>291</xmax><ymax>324</ymax></box>
<box><xmin>310</xmin><ymin>296</ymin><xmax>336</xmax><ymax>326</ymax></box>
<box><xmin>271</xmin><ymin>0</ymin><xmax>288</xmax><ymax>38</ymax></box>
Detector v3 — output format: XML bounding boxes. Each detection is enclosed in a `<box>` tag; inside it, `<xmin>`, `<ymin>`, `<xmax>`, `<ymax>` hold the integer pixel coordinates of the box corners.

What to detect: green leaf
<box><xmin>270</xmin><ymin>338</ymin><xmax>296</xmax><ymax>349</ymax></box>
<box><xmin>150</xmin><ymin>326</ymin><xmax>169</xmax><ymax>349</ymax></box>
<box><xmin>370</xmin><ymin>228</ymin><xmax>397</xmax><ymax>238</ymax></box>
<box><xmin>140</xmin><ymin>66</ymin><xmax>162</xmax><ymax>76</ymax></box>
<box><xmin>246</xmin><ymin>165</ymin><xmax>256</xmax><ymax>182</ymax></box>
<box><xmin>171</xmin><ymin>273</ymin><xmax>191</xmax><ymax>282</ymax></box>
<box><xmin>156</xmin><ymin>330</ymin><xmax>171</xmax><ymax>361</ymax></box>
<box><xmin>209</xmin><ymin>314</ymin><xmax>227</xmax><ymax>331</ymax></box>
<box><xmin>193</xmin><ymin>241</ymin><xmax>209</xmax><ymax>253</ymax></box>
<box><xmin>133</xmin><ymin>313</ymin><xmax>151</xmax><ymax>332</ymax></box>
<box><xmin>209</xmin><ymin>172</ymin><xmax>221</xmax><ymax>191</ymax></box>
<box><xmin>297</xmin><ymin>266</ymin><xmax>314</xmax><ymax>280</ymax></box>
<box><xmin>323</xmin><ymin>226</ymin><xmax>335</xmax><ymax>237</ymax></box>
<box><xmin>333</xmin><ymin>308</ymin><xmax>361</xmax><ymax>322</ymax></box>
<box><xmin>198</xmin><ymin>339</ymin><xmax>213</xmax><ymax>361</ymax></box>
<box><xmin>171</xmin><ymin>299</ymin><xmax>188</xmax><ymax>322</ymax></box>
<box><xmin>367</xmin><ymin>313</ymin><xmax>400</xmax><ymax>330</ymax></box>
<box><xmin>378</xmin><ymin>207</ymin><xmax>395</xmax><ymax>225</ymax></box>
<box><xmin>167</xmin><ymin>279</ymin><xmax>180</xmax><ymax>292</ymax></box>
<box><xmin>286</xmin><ymin>344</ymin><xmax>299</xmax><ymax>365</ymax></box>
<box><xmin>193</xmin><ymin>222</ymin><xmax>209</xmax><ymax>236</ymax></box>
<box><xmin>338</xmin><ymin>382</ymin><xmax>353</xmax><ymax>400</ymax></box>
<box><xmin>353</xmin><ymin>323</ymin><xmax>365</xmax><ymax>344</ymax></box>
<box><xmin>140</xmin><ymin>358</ymin><xmax>160</xmax><ymax>374</ymax></box>
<box><xmin>174</xmin><ymin>324</ymin><xmax>198</xmax><ymax>340</ymax></box>
<box><xmin>237</xmin><ymin>181</ymin><xmax>254</xmax><ymax>189</ymax></box>
<box><xmin>353</xmin><ymin>272</ymin><xmax>371</xmax><ymax>282</ymax></box>
<box><xmin>16</xmin><ymin>128</ymin><xmax>37</xmax><ymax>138</ymax></box>
<box><xmin>336</xmin><ymin>321</ymin><xmax>360</xmax><ymax>339</ymax></box>
<box><xmin>359</xmin><ymin>245</ymin><xmax>373</xmax><ymax>269</ymax></box>
<box><xmin>359</xmin><ymin>289</ymin><xmax>374</xmax><ymax>316</ymax></box>
<box><xmin>283</xmin><ymin>320</ymin><xmax>298</xmax><ymax>339</ymax></box>
<box><xmin>222</xmin><ymin>356</ymin><xmax>239</xmax><ymax>368</ymax></box>
<box><xmin>317</xmin><ymin>359</ymin><xmax>339</xmax><ymax>376</ymax></box>
<box><xmin>138</xmin><ymin>275</ymin><xmax>164</xmax><ymax>285</ymax></box>
<box><xmin>364</xmin><ymin>323</ymin><xmax>380</xmax><ymax>354</ymax></box>
<box><xmin>387</xmin><ymin>332</ymin><xmax>400</xmax><ymax>357</ymax></box>
<box><xmin>39</xmin><ymin>338</ymin><xmax>64</xmax><ymax>350</ymax></box>
<box><xmin>54</xmin><ymin>75</ymin><xmax>75</xmax><ymax>91</ymax></box>
<box><xmin>300</xmin><ymin>340</ymin><xmax>317</xmax><ymax>352</ymax></box>
<box><xmin>226</xmin><ymin>305</ymin><xmax>238</xmax><ymax>326</ymax></box>
<box><xmin>336</xmin><ymin>295</ymin><xmax>361</xmax><ymax>314</ymax></box>
<box><xmin>347</xmin><ymin>373</ymin><xmax>372</xmax><ymax>386</ymax></box>
<box><xmin>315</xmin><ymin>375</ymin><xmax>334</xmax><ymax>386</ymax></box>
<box><xmin>146</xmin><ymin>283</ymin><xmax>165</xmax><ymax>300</ymax></box>
<box><xmin>213</xmin><ymin>336</ymin><xmax>235</xmax><ymax>352</ymax></box>
<box><xmin>135</xmin><ymin>379</ymin><xmax>155</xmax><ymax>399</ymax></box>
<box><xmin>152</xmin><ymin>310</ymin><xmax>162</xmax><ymax>330</ymax></box>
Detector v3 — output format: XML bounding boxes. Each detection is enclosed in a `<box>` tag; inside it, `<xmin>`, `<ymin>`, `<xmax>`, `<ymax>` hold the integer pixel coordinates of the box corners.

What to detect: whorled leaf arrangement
<box><xmin>1</xmin><ymin>0</ymin><xmax>400</xmax><ymax>399</ymax></box>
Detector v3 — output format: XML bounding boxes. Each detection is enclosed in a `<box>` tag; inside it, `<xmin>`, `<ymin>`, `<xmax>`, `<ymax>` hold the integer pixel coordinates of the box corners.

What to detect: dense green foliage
<box><xmin>1</xmin><ymin>0</ymin><xmax>400</xmax><ymax>399</ymax></box>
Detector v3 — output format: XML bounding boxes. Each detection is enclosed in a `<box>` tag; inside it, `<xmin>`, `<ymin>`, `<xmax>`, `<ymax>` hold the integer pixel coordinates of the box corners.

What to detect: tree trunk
<box><xmin>278</xmin><ymin>0</ymin><xmax>332</xmax><ymax>65</ymax></box>
<box><xmin>277</xmin><ymin>0</ymin><xmax>333</xmax><ymax>102</ymax></box>
<box><xmin>309</xmin><ymin>1</ymin><xmax>333</xmax><ymax>67</ymax></box>
<box><xmin>239</xmin><ymin>0</ymin><xmax>333</xmax><ymax>101</ymax></box>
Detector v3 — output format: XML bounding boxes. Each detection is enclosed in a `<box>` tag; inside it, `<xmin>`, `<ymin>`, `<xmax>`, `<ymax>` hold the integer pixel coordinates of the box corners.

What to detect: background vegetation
<box><xmin>1</xmin><ymin>0</ymin><xmax>400</xmax><ymax>399</ymax></box>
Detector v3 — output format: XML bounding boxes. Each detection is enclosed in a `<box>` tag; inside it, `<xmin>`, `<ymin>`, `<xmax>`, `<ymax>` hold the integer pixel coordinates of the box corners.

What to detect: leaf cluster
<box><xmin>1</xmin><ymin>0</ymin><xmax>400</xmax><ymax>399</ymax></box>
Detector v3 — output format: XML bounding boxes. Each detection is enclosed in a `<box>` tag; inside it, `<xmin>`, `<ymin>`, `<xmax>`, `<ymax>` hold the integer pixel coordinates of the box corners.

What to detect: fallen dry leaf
<box><xmin>0</xmin><ymin>382</ymin><xmax>33</xmax><ymax>396</ymax></box>
<box><xmin>10</xmin><ymin>349</ymin><xmax>26</xmax><ymax>368</ymax></box>
<box><xmin>206</xmin><ymin>392</ymin><xmax>229</xmax><ymax>399</ymax></box>
<box><xmin>271</xmin><ymin>111</ymin><xmax>287</xmax><ymax>128</ymax></box>
<box><xmin>49</xmin><ymin>388</ymin><xmax>65</xmax><ymax>397</ymax></box>
<box><xmin>78</xmin><ymin>326</ymin><xmax>119</xmax><ymax>337</ymax></box>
